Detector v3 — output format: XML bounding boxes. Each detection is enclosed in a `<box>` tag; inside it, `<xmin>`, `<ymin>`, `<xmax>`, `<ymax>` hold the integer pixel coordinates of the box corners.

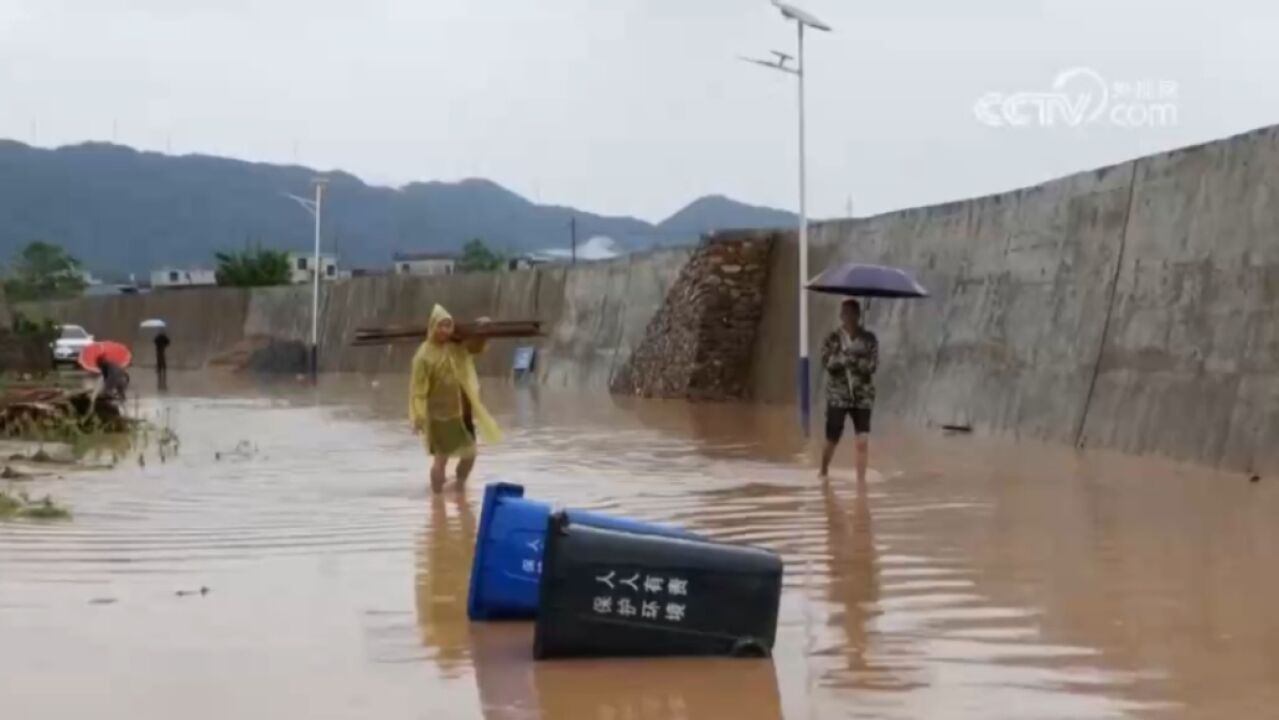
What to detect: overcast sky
<box><xmin>2</xmin><ymin>0</ymin><xmax>1277</xmax><ymax>221</ymax></box>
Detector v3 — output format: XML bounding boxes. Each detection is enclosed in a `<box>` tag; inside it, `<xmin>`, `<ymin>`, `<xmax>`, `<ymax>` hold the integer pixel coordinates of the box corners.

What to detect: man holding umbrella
<box><xmin>807</xmin><ymin>262</ymin><xmax>927</xmax><ymax>483</ymax></box>
<box><xmin>819</xmin><ymin>299</ymin><xmax>877</xmax><ymax>482</ymax></box>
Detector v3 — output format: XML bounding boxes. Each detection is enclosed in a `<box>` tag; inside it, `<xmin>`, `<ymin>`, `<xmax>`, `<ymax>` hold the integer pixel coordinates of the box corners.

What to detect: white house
<box><xmin>393</xmin><ymin>252</ymin><xmax>456</xmax><ymax>276</ymax></box>
<box><xmin>287</xmin><ymin>252</ymin><xmax>339</xmax><ymax>284</ymax></box>
<box><xmin>151</xmin><ymin>267</ymin><xmax>218</xmax><ymax>288</ymax></box>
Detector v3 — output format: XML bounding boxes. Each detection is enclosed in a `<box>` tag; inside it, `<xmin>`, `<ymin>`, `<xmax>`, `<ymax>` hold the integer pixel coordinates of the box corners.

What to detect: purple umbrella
<box><xmin>806</xmin><ymin>262</ymin><xmax>928</xmax><ymax>298</ymax></box>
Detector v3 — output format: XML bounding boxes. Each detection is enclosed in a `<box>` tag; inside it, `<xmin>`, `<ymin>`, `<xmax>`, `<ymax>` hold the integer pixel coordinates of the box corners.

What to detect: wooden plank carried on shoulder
<box><xmin>350</xmin><ymin>320</ymin><xmax>543</xmax><ymax>346</ymax></box>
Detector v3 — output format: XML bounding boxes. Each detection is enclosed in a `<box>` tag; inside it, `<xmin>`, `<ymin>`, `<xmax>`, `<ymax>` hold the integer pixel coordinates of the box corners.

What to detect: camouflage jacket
<box><xmin>821</xmin><ymin>328</ymin><xmax>878</xmax><ymax>409</ymax></box>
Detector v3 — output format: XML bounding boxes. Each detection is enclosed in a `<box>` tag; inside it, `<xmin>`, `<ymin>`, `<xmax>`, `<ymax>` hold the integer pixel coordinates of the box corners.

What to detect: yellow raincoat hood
<box><xmin>427</xmin><ymin>303</ymin><xmax>453</xmax><ymax>342</ymax></box>
<box><xmin>408</xmin><ymin>304</ymin><xmax>502</xmax><ymax>444</ymax></box>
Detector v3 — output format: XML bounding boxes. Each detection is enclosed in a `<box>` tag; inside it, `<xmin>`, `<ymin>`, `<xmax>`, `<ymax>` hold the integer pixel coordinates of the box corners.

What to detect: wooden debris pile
<box><xmin>0</xmin><ymin>385</ymin><xmax>129</xmax><ymax>436</ymax></box>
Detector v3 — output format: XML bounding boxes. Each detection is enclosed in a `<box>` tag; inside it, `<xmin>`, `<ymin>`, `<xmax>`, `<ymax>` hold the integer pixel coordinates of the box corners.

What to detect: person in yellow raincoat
<box><xmin>410</xmin><ymin>304</ymin><xmax>502</xmax><ymax>492</ymax></box>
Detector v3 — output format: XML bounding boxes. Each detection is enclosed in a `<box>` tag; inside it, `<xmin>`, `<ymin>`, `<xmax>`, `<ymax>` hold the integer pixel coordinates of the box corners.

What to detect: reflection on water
<box><xmin>1</xmin><ymin>372</ymin><xmax>1277</xmax><ymax>719</ymax></box>
<box><xmin>818</xmin><ymin>479</ymin><xmax>895</xmax><ymax>690</ymax></box>
<box><xmin>417</xmin><ymin>494</ymin><xmax>477</xmax><ymax>678</ymax></box>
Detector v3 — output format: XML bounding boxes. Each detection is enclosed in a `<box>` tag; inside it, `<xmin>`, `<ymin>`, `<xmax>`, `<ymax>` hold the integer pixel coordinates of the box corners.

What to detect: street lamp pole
<box><xmin>285</xmin><ymin>178</ymin><xmax>328</xmax><ymax>383</ymax></box>
<box><xmin>795</xmin><ymin>20</ymin><xmax>810</xmax><ymax>434</ymax></box>
<box><xmin>742</xmin><ymin>1</ymin><xmax>831</xmax><ymax>433</ymax></box>
<box><xmin>310</xmin><ymin>178</ymin><xmax>326</xmax><ymax>382</ymax></box>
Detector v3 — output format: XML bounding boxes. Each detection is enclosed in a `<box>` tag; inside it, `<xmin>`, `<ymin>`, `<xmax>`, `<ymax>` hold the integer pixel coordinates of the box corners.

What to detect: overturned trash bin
<box><xmin>533</xmin><ymin>512</ymin><xmax>783</xmax><ymax>660</ymax></box>
<box><xmin>468</xmin><ymin>482</ymin><xmax>700</xmax><ymax>621</ymax></box>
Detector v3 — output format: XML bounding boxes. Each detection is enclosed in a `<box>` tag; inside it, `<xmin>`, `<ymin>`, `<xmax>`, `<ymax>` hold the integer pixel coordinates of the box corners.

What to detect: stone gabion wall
<box><xmin>611</xmin><ymin>231</ymin><xmax>776</xmax><ymax>401</ymax></box>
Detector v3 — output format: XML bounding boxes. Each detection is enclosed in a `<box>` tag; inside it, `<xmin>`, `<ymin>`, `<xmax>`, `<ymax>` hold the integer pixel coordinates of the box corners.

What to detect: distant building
<box><xmin>537</xmin><ymin>236</ymin><xmax>623</xmax><ymax>262</ymax></box>
<box><xmin>393</xmin><ymin>252</ymin><xmax>456</xmax><ymax>276</ymax></box>
<box><xmin>83</xmin><ymin>281</ymin><xmax>144</xmax><ymax>296</ymax></box>
<box><xmin>151</xmin><ymin>267</ymin><xmax>218</xmax><ymax>288</ymax></box>
<box><xmin>506</xmin><ymin>254</ymin><xmax>554</xmax><ymax>271</ymax></box>
<box><xmin>287</xmin><ymin>252</ymin><xmax>339</xmax><ymax>284</ymax></box>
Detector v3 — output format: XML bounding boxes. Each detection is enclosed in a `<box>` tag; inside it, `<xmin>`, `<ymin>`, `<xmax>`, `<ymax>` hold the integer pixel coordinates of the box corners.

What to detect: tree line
<box><xmin>2</xmin><ymin>238</ymin><xmax>512</xmax><ymax>301</ymax></box>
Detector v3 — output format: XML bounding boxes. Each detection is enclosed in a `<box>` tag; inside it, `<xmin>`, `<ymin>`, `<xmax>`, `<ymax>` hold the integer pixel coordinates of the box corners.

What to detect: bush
<box><xmin>215</xmin><ymin>248</ymin><xmax>291</xmax><ymax>287</ymax></box>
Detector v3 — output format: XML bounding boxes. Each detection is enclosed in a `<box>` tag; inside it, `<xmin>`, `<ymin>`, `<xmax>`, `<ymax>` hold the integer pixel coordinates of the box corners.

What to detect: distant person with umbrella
<box><xmin>96</xmin><ymin>356</ymin><xmax>131</xmax><ymax>403</ymax></box>
<box><xmin>154</xmin><ymin>330</ymin><xmax>170</xmax><ymax>387</ymax></box>
<box><xmin>807</xmin><ymin>263</ymin><xmax>928</xmax><ymax>482</ymax></box>
<box><xmin>140</xmin><ymin>319</ymin><xmax>169</xmax><ymax>389</ymax></box>
<box><xmin>80</xmin><ymin>341</ymin><xmax>133</xmax><ymax>411</ymax></box>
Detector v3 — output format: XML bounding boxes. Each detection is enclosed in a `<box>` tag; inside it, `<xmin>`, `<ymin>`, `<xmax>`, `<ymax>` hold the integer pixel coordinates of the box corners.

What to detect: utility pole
<box><xmin>570</xmin><ymin>216</ymin><xmax>578</xmax><ymax>265</ymax></box>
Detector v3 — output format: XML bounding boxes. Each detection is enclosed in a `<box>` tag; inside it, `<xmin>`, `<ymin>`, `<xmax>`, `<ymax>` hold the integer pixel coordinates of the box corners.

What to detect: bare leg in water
<box><xmin>453</xmin><ymin>407</ymin><xmax>477</xmax><ymax>490</ymax></box>
<box><xmin>819</xmin><ymin>441</ymin><xmax>837</xmax><ymax>481</ymax></box>
<box><xmin>854</xmin><ymin>435</ymin><xmax>869</xmax><ymax>484</ymax></box>
<box><xmin>430</xmin><ymin>455</ymin><xmax>449</xmax><ymax>494</ymax></box>
<box><xmin>456</xmin><ymin>456</ymin><xmax>476</xmax><ymax>489</ymax></box>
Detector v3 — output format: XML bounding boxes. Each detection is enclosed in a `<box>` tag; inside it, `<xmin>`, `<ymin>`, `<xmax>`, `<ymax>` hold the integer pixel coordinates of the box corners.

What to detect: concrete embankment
<box><xmin>16</xmin><ymin>248</ymin><xmax>692</xmax><ymax>389</ymax></box>
<box><xmin>753</xmin><ymin>124</ymin><xmax>1279</xmax><ymax>474</ymax></box>
<box><xmin>16</xmin><ymin>125</ymin><xmax>1279</xmax><ymax>474</ymax></box>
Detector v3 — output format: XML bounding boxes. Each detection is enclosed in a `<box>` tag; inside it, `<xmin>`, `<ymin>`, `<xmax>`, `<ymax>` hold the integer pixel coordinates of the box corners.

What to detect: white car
<box><xmin>51</xmin><ymin>324</ymin><xmax>95</xmax><ymax>366</ymax></box>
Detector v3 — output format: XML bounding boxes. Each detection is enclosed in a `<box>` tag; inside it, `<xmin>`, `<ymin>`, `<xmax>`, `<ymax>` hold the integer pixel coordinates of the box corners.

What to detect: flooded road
<box><xmin>2</xmin><ymin>374</ymin><xmax>1277</xmax><ymax>719</ymax></box>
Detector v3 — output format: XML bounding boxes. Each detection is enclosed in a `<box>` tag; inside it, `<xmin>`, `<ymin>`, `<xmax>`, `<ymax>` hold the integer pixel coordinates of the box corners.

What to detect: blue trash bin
<box><xmin>468</xmin><ymin>482</ymin><xmax>699</xmax><ymax>620</ymax></box>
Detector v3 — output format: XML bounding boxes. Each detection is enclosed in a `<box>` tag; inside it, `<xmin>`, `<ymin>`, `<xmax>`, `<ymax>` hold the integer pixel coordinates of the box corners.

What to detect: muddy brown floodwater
<box><xmin>1</xmin><ymin>373</ymin><xmax>1277</xmax><ymax>719</ymax></box>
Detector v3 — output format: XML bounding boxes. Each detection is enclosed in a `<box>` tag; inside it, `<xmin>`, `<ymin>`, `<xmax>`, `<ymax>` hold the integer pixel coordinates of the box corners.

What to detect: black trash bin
<box><xmin>533</xmin><ymin>512</ymin><xmax>783</xmax><ymax>660</ymax></box>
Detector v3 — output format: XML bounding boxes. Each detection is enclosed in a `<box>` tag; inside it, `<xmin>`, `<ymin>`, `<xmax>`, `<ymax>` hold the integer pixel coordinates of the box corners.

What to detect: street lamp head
<box><xmin>771</xmin><ymin>0</ymin><xmax>832</xmax><ymax>31</ymax></box>
<box><xmin>739</xmin><ymin>53</ymin><xmax>799</xmax><ymax>75</ymax></box>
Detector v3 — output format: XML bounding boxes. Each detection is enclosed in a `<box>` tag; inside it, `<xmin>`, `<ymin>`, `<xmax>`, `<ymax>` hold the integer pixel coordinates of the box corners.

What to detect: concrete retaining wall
<box><xmin>18</xmin><ymin>288</ymin><xmax>251</xmax><ymax>370</ymax></box>
<box><xmin>755</xmin><ymin>125</ymin><xmax>1279</xmax><ymax>474</ymax></box>
<box><xmin>538</xmin><ymin>249</ymin><xmax>692</xmax><ymax>389</ymax></box>
<box><xmin>16</xmin><ymin>125</ymin><xmax>1279</xmax><ymax>473</ymax></box>
<box><xmin>15</xmin><ymin>248</ymin><xmax>692</xmax><ymax>392</ymax></box>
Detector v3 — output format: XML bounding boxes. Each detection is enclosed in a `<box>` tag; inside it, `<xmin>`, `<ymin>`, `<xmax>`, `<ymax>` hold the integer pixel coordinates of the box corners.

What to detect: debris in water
<box><xmin>0</xmin><ymin>490</ymin><xmax>71</xmax><ymax>520</ymax></box>
<box><xmin>1250</xmin><ymin>474</ymin><xmax>1261</xmax><ymax>483</ymax></box>
<box><xmin>215</xmin><ymin>441</ymin><xmax>258</xmax><ymax>462</ymax></box>
<box><xmin>175</xmin><ymin>586</ymin><xmax>210</xmax><ymax>598</ymax></box>
<box><xmin>0</xmin><ymin>386</ymin><xmax>132</xmax><ymax>439</ymax></box>
<box><xmin>941</xmin><ymin>424</ymin><xmax>973</xmax><ymax>434</ymax></box>
<box><xmin>6</xmin><ymin>449</ymin><xmax>55</xmax><ymax>463</ymax></box>
<box><xmin>89</xmin><ymin>597</ymin><xmax>118</xmax><ymax>605</ymax></box>
<box><xmin>1</xmin><ymin>465</ymin><xmax>29</xmax><ymax>480</ymax></box>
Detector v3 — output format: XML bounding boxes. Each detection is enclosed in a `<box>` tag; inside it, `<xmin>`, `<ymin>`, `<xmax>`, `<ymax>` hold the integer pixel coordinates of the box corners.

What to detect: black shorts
<box><xmin>826</xmin><ymin>406</ymin><xmax>871</xmax><ymax>443</ymax></box>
